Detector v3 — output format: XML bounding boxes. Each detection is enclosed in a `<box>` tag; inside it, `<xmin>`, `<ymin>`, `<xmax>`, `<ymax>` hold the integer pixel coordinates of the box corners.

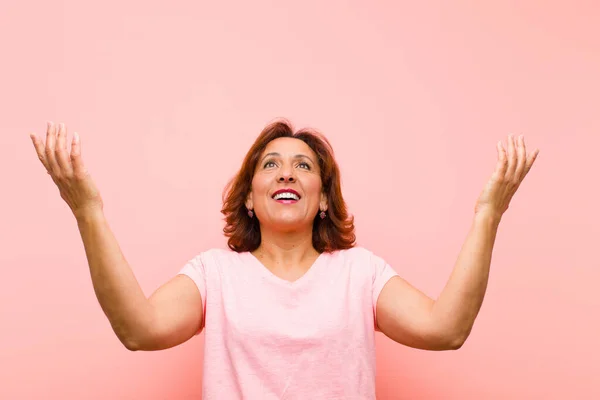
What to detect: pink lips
<box><xmin>272</xmin><ymin>189</ymin><xmax>301</xmax><ymax>198</ymax></box>
<box><xmin>272</xmin><ymin>188</ymin><xmax>301</xmax><ymax>204</ymax></box>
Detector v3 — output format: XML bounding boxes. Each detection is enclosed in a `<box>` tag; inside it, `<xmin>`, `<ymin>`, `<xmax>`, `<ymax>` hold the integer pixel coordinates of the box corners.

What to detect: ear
<box><xmin>320</xmin><ymin>191</ymin><xmax>328</xmax><ymax>212</ymax></box>
<box><xmin>245</xmin><ymin>191</ymin><xmax>253</xmax><ymax>210</ymax></box>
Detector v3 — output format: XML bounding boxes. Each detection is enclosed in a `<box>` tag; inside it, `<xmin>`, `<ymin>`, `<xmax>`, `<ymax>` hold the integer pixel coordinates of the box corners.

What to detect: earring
<box><xmin>248</xmin><ymin>209</ymin><xmax>254</xmax><ymax>218</ymax></box>
<box><xmin>320</xmin><ymin>210</ymin><xmax>326</xmax><ymax>219</ymax></box>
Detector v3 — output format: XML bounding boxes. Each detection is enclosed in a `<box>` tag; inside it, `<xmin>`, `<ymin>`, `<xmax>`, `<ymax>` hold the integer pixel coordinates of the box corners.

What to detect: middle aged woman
<box><xmin>30</xmin><ymin>119</ymin><xmax>539</xmax><ymax>399</ymax></box>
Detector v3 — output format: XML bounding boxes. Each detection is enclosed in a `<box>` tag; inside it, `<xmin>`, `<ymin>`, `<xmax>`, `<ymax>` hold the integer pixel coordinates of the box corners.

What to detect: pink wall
<box><xmin>2</xmin><ymin>1</ymin><xmax>598</xmax><ymax>398</ymax></box>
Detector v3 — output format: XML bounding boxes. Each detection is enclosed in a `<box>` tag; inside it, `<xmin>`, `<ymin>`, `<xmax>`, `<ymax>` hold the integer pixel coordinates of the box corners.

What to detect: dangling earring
<box><xmin>248</xmin><ymin>209</ymin><xmax>254</xmax><ymax>218</ymax></box>
<box><xmin>320</xmin><ymin>210</ymin><xmax>326</xmax><ymax>219</ymax></box>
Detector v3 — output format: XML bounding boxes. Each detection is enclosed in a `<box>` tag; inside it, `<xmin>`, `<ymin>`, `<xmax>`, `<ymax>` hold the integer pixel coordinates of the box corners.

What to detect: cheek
<box><xmin>305</xmin><ymin>179</ymin><xmax>323</xmax><ymax>200</ymax></box>
<box><xmin>251</xmin><ymin>176</ymin><xmax>269</xmax><ymax>196</ymax></box>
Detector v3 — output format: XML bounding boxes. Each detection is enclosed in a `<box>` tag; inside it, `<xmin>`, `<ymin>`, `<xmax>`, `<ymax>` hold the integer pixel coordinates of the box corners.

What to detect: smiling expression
<box><xmin>245</xmin><ymin>137</ymin><xmax>328</xmax><ymax>231</ymax></box>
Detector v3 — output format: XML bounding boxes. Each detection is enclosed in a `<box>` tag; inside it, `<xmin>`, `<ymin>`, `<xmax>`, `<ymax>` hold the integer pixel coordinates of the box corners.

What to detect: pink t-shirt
<box><xmin>178</xmin><ymin>246</ymin><xmax>398</xmax><ymax>399</ymax></box>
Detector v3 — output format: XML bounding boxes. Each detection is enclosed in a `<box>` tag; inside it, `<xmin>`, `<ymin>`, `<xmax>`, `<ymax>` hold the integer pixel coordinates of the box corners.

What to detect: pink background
<box><xmin>2</xmin><ymin>1</ymin><xmax>598</xmax><ymax>398</ymax></box>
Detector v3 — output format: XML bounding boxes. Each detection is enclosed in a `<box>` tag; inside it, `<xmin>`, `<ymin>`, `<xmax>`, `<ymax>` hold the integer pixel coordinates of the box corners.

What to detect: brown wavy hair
<box><xmin>221</xmin><ymin>118</ymin><xmax>356</xmax><ymax>253</ymax></box>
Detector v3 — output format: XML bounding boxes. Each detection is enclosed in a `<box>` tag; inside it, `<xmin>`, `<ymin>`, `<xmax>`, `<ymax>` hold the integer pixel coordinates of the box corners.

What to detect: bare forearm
<box><xmin>76</xmin><ymin>208</ymin><xmax>151</xmax><ymax>348</ymax></box>
<box><xmin>432</xmin><ymin>210</ymin><xmax>501</xmax><ymax>345</ymax></box>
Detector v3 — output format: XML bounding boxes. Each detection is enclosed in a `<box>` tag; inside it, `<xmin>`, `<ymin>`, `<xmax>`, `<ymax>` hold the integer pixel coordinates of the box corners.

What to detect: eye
<box><xmin>264</xmin><ymin>160</ymin><xmax>276</xmax><ymax>168</ymax></box>
<box><xmin>298</xmin><ymin>162</ymin><xmax>310</xmax><ymax>170</ymax></box>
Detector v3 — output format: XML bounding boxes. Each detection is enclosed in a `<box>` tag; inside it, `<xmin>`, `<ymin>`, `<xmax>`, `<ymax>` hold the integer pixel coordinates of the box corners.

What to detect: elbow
<box><xmin>447</xmin><ymin>328</ymin><xmax>471</xmax><ymax>350</ymax></box>
<box><xmin>118</xmin><ymin>333</ymin><xmax>142</xmax><ymax>351</ymax></box>
<box><xmin>123</xmin><ymin>340</ymin><xmax>140</xmax><ymax>351</ymax></box>
<box><xmin>448</xmin><ymin>335</ymin><xmax>466</xmax><ymax>350</ymax></box>
<box><xmin>112</xmin><ymin>319</ymin><xmax>152</xmax><ymax>351</ymax></box>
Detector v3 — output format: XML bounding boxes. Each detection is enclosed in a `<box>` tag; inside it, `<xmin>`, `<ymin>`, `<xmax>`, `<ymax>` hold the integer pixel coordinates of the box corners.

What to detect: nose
<box><xmin>277</xmin><ymin>163</ymin><xmax>296</xmax><ymax>183</ymax></box>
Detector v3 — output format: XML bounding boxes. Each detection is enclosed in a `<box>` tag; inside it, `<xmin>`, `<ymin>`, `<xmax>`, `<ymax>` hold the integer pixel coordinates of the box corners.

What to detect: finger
<box><xmin>30</xmin><ymin>133</ymin><xmax>50</xmax><ymax>171</ymax></box>
<box><xmin>495</xmin><ymin>140</ymin><xmax>507</xmax><ymax>179</ymax></box>
<box><xmin>505</xmin><ymin>134</ymin><xmax>517</xmax><ymax>180</ymax></box>
<box><xmin>523</xmin><ymin>148</ymin><xmax>540</xmax><ymax>176</ymax></box>
<box><xmin>70</xmin><ymin>131</ymin><xmax>87</xmax><ymax>176</ymax></box>
<box><xmin>55</xmin><ymin>122</ymin><xmax>73</xmax><ymax>175</ymax></box>
<box><xmin>45</xmin><ymin>121</ymin><xmax>60</xmax><ymax>175</ymax></box>
<box><xmin>514</xmin><ymin>135</ymin><xmax>526</xmax><ymax>181</ymax></box>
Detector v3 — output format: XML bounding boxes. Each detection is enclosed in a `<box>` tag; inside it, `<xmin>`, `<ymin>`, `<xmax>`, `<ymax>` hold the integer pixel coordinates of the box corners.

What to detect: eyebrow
<box><xmin>260</xmin><ymin>152</ymin><xmax>315</xmax><ymax>164</ymax></box>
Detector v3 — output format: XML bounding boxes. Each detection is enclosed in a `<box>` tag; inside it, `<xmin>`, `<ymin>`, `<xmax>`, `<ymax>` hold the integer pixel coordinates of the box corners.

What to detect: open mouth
<box><xmin>272</xmin><ymin>190</ymin><xmax>301</xmax><ymax>204</ymax></box>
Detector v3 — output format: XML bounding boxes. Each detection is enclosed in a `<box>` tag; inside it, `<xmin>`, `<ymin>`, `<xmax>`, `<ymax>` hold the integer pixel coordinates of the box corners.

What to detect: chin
<box><xmin>270</xmin><ymin>218</ymin><xmax>310</xmax><ymax>232</ymax></box>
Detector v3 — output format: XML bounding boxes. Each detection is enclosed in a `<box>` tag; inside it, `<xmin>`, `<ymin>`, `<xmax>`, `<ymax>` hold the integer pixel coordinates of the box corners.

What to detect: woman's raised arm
<box><xmin>30</xmin><ymin>122</ymin><xmax>203</xmax><ymax>350</ymax></box>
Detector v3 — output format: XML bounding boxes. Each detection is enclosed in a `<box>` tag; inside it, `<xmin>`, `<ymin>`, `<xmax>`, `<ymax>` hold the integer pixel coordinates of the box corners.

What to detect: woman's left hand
<box><xmin>474</xmin><ymin>134</ymin><xmax>539</xmax><ymax>219</ymax></box>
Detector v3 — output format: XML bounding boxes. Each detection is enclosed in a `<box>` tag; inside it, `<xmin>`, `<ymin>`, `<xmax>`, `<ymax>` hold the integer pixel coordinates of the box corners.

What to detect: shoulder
<box><xmin>326</xmin><ymin>246</ymin><xmax>378</xmax><ymax>262</ymax></box>
<box><xmin>325</xmin><ymin>246</ymin><xmax>386</xmax><ymax>272</ymax></box>
<box><xmin>327</xmin><ymin>246</ymin><xmax>395</xmax><ymax>277</ymax></box>
<box><xmin>184</xmin><ymin>248</ymin><xmax>244</xmax><ymax>269</ymax></box>
<box><xmin>197</xmin><ymin>247</ymin><xmax>244</xmax><ymax>264</ymax></box>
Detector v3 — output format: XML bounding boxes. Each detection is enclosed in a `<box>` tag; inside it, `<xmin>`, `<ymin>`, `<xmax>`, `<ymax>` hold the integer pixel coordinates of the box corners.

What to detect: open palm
<box><xmin>475</xmin><ymin>134</ymin><xmax>539</xmax><ymax>218</ymax></box>
<box><xmin>30</xmin><ymin>121</ymin><xmax>103</xmax><ymax>218</ymax></box>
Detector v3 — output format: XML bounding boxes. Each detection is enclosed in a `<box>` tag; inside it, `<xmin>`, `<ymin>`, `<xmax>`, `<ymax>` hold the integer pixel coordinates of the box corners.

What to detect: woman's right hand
<box><xmin>30</xmin><ymin>121</ymin><xmax>104</xmax><ymax>219</ymax></box>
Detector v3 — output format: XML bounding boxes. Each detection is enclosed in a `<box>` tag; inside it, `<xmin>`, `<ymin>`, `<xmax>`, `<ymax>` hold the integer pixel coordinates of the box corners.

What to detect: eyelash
<box><xmin>264</xmin><ymin>161</ymin><xmax>311</xmax><ymax>170</ymax></box>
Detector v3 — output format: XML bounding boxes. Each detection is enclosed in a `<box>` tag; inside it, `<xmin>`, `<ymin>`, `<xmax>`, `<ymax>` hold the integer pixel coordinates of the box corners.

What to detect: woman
<box><xmin>30</xmin><ymin>120</ymin><xmax>538</xmax><ymax>399</ymax></box>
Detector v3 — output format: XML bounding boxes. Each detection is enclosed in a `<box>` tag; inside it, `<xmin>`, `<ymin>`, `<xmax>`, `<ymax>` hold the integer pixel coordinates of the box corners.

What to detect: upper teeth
<box><xmin>274</xmin><ymin>192</ymin><xmax>300</xmax><ymax>200</ymax></box>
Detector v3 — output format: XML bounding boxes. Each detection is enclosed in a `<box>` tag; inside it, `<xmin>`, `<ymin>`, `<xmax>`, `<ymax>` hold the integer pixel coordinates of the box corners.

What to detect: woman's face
<box><xmin>246</xmin><ymin>137</ymin><xmax>327</xmax><ymax>232</ymax></box>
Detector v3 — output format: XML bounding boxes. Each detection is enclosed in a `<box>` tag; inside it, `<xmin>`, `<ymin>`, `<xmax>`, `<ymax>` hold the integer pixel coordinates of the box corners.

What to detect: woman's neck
<box><xmin>253</xmin><ymin>227</ymin><xmax>319</xmax><ymax>267</ymax></box>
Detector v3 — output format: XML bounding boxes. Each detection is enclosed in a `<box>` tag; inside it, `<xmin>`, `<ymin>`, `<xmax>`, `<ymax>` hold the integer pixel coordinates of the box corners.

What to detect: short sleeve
<box><xmin>370</xmin><ymin>252</ymin><xmax>399</xmax><ymax>331</ymax></box>
<box><xmin>177</xmin><ymin>254</ymin><xmax>207</xmax><ymax>335</ymax></box>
